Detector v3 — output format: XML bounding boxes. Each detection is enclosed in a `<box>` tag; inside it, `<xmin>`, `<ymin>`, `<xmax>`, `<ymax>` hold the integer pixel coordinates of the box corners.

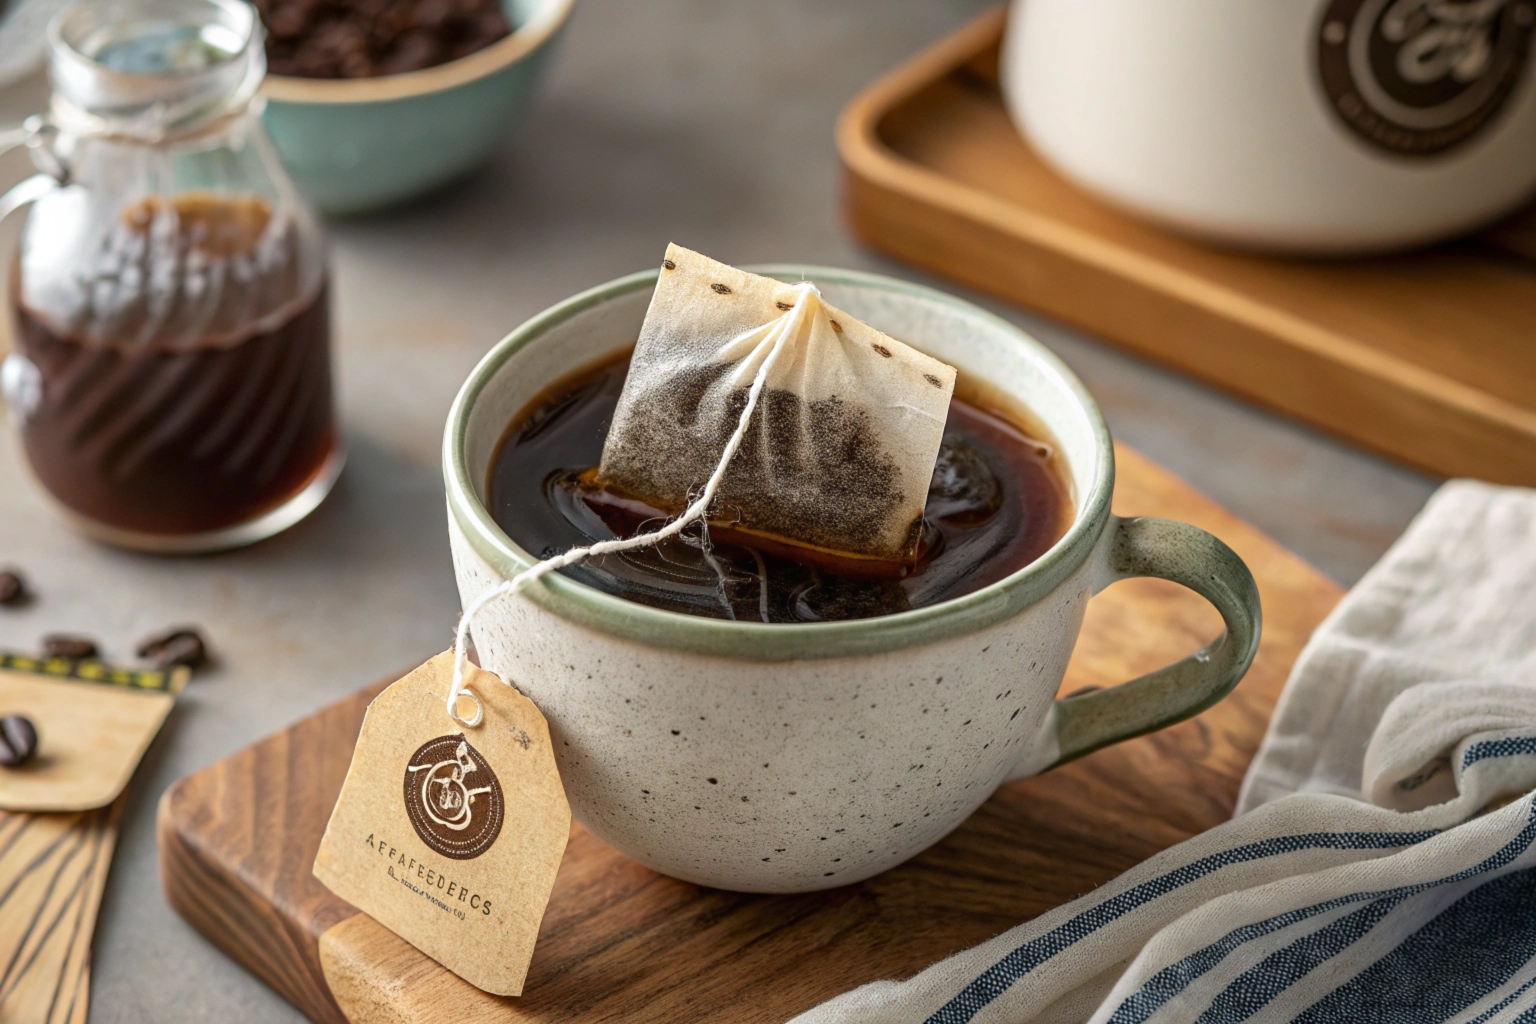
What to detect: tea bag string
<box><xmin>445</xmin><ymin>281</ymin><xmax>820</xmax><ymax>726</ymax></box>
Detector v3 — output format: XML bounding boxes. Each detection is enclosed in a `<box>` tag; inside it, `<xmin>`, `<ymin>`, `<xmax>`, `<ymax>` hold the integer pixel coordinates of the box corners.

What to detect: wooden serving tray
<box><xmin>839</xmin><ymin>8</ymin><xmax>1536</xmax><ymax>484</ymax></box>
<box><xmin>157</xmin><ymin>445</ymin><xmax>1340</xmax><ymax>1024</ymax></box>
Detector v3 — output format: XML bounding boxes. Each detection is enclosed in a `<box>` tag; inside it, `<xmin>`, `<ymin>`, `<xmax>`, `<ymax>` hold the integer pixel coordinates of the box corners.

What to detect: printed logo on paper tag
<box><xmin>313</xmin><ymin>652</ymin><xmax>570</xmax><ymax>996</ymax></box>
<box><xmin>403</xmin><ymin>735</ymin><xmax>506</xmax><ymax>859</ymax></box>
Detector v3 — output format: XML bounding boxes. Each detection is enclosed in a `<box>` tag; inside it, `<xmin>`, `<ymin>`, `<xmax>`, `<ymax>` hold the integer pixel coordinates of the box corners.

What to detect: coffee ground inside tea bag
<box><xmin>596</xmin><ymin>245</ymin><xmax>957</xmax><ymax>564</ymax></box>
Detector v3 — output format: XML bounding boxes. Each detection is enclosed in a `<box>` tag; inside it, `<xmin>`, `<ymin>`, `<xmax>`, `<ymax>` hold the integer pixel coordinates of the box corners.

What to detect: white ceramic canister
<box><xmin>1001</xmin><ymin>0</ymin><xmax>1536</xmax><ymax>254</ymax></box>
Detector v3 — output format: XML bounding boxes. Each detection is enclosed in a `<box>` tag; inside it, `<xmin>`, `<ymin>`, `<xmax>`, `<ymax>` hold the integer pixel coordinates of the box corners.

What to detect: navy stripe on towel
<box><xmin>1295</xmin><ymin>867</ymin><xmax>1536</xmax><ymax>1024</ymax></box>
<box><xmin>1510</xmin><ymin>992</ymin><xmax>1536</xmax><ymax>1024</ymax></box>
<box><xmin>924</xmin><ymin>829</ymin><xmax>1438</xmax><ymax>1024</ymax></box>
<box><xmin>1467</xmin><ymin>973</ymin><xmax>1536</xmax><ymax>1024</ymax></box>
<box><xmin>1463</xmin><ymin>737</ymin><xmax>1536</xmax><ymax>770</ymax></box>
<box><xmin>1109</xmin><ymin>805</ymin><xmax>1536</xmax><ymax>1024</ymax></box>
<box><xmin>1106</xmin><ymin>896</ymin><xmax>1404</xmax><ymax>1024</ymax></box>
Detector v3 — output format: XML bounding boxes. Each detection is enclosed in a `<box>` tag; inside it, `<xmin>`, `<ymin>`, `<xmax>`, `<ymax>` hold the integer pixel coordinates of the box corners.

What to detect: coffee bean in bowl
<box><xmin>253</xmin><ymin>0</ymin><xmax>511</xmax><ymax>79</ymax></box>
<box><xmin>257</xmin><ymin>0</ymin><xmax>574</xmax><ymax>213</ymax></box>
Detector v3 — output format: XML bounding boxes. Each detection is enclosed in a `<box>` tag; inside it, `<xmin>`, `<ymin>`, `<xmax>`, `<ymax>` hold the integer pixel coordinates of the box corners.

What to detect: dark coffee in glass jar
<box><xmin>9</xmin><ymin>193</ymin><xmax>337</xmax><ymax>541</ymax></box>
<box><xmin>0</xmin><ymin>0</ymin><xmax>341</xmax><ymax>551</ymax></box>
<box><xmin>487</xmin><ymin>350</ymin><xmax>1073</xmax><ymax>623</ymax></box>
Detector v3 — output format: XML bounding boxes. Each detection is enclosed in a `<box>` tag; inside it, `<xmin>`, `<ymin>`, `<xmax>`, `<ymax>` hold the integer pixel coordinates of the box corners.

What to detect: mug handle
<box><xmin>1008</xmin><ymin>516</ymin><xmax>1262</xmax><ymax>780</ymax></box>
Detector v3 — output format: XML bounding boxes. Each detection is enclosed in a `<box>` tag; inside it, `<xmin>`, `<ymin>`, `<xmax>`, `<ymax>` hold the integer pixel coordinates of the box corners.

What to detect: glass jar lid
<box><xmin>47</xmin><ymin>0</ymin><xmax>264</xmax><ymax>140</ymax></box>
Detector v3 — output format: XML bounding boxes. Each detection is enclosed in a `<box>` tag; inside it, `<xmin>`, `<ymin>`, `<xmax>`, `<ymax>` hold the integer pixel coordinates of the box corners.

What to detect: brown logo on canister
<box><xmin>403</xmin><ymin>735</ymin><xmax>504</xmax><ymax>860</ymax></box>
<box><xmin>1317</xmin><ymin>0</ymin><xmax>1536</xmax><ymax>156</ymax></box>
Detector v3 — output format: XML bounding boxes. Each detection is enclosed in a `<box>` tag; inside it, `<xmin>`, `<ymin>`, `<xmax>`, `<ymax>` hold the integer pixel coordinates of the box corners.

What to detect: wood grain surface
<box><xmin>157</xmin><ymin>445</ymin><xmax>1341</xmax><ymax>1024</ymax></box>
<box><xmin>838</xmin><ymin>7</ymin><xmax>1536</xmax><ymax>485</ymax></box>
<box><xmin>0</xmin><ymin>799</ymin><xmax>122</xmax><ymax>1024</ymax></box>
<box><xmin>0</xmin><ymin>657</ymin><xmax>180</xmax><ymax>1022</ymax></box>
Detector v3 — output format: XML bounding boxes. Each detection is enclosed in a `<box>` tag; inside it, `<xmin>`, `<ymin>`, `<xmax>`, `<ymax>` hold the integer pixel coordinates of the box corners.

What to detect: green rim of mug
<box><xmin>443</xmin><ymin>265</ymin><xmax>1116</xmax><ymax>661</ymax></box>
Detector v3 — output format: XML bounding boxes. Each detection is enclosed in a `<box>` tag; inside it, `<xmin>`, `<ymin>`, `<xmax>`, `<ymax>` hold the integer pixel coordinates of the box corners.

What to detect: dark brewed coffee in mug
<box><xmin>487</xmin><ymin>350</ymin><xmax>1073</xmax><ymax>623</ymax></box>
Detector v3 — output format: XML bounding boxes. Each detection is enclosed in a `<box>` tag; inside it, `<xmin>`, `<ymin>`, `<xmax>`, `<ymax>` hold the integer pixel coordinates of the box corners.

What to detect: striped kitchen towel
<box><xmin>793</xmin><ymin>480</ymin><xmax>1536</xmax><ymax>1024</ymax></box>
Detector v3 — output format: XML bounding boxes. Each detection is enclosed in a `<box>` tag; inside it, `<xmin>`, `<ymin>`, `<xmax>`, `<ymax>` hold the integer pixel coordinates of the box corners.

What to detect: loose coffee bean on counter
<box><xmin>41</xmin><ymin>634</ymin><xmax>99</xmax><ymax>660</ymax></box>
<box><xmin>137</xmin><ymin>627</ymin><xmax>209</xmax><ymax>671</ymax></box>
<box><xmin>253</xmin><ymin>0</ymin><xmax>512</xmax><ymax>79</ymax></box>
<box><xmin>0</xmin><ymin>570</ymin><xmax>28</xmax><ymax>607</ymax></box>
<box><xmin>0</xmin><ymin>715</ymin><xmax>38</xmax><ymax>768</ymax></box>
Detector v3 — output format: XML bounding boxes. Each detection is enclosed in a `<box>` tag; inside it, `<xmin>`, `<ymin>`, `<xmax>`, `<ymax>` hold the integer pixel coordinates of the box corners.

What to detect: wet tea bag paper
<box><xmin>599</xmin><ymin>243</ymin><xmax>958</xmax><ymax>562</ymax></box>
<box><xmin>313</xmin><ymin>652</ymin><xmax>570</xmax><ymax>997</ymax></box>
<box><xmin>0</xmin><ymin>652</ymin><xmax>189</xmax><ymax>812</ymax></box>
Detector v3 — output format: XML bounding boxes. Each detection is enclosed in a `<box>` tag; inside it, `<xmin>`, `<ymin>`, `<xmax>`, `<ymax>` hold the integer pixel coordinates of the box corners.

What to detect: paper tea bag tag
<box><xmin>599</xmin><ymin>243</ymin><xmax>958</xmax><ymax>562</ymax></box>
<box><xmin>313</xmin><ymin>652</ymin><xmax>570</xmax><ymax>997</ymax></box>
<box><xmin>0</xmin><ymin>651</ymin><xmax>189</xmax><ymax>812</ymax></box>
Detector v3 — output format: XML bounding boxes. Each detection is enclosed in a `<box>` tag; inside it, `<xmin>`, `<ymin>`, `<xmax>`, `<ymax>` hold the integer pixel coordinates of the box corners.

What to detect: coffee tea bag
<box><xmin>598</xmin><ymin>244</ymin><xmax>957</xmax><ymax>562</ymax></box>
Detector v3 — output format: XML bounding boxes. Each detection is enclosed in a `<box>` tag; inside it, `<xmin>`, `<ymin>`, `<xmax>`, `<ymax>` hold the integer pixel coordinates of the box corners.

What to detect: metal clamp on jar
<box><xmin>1</xmin><ymin>0</ymin><xmax>340</xmax><ymax>552</ymax></box>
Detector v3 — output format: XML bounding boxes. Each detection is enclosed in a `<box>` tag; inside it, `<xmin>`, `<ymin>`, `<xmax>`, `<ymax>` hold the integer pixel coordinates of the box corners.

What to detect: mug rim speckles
<box><xmin>443</xmin><ymin>264</ymin><xmax>1115</xmax><ymax>662</ymax></box>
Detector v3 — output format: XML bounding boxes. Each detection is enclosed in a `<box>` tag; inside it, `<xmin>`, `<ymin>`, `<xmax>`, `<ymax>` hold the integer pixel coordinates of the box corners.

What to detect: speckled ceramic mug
<box><xmin>444</xmin><ymin>266</ymin><xmax>1261</xmax><ymax>893</ymax></box>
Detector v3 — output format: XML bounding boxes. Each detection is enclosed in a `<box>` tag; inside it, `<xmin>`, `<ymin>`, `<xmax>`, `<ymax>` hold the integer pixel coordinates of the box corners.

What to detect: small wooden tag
<box><xmin>313</xmin><ymin>652</ymin><xmax>570</xmax><ymax>996</ymax></box>
<box><xmin>0</xmin><ymin>651</ymin><xmax>188</xmax><ymax>812</ymax></box>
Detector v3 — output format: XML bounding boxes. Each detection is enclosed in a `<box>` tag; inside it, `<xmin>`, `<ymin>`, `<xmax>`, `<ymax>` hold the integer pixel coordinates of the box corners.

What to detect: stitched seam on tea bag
<box><xmin>445</xmin><ymin>282</ymin><xmax>820</xmax><ymax>726</ymax></box>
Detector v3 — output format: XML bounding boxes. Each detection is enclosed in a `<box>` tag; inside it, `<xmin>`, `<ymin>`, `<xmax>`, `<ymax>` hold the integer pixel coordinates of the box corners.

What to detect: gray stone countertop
<box><xmin>0</xmin><ymin>1</ymin><xmax>1436</xmax><ymax>1020</ymax></box>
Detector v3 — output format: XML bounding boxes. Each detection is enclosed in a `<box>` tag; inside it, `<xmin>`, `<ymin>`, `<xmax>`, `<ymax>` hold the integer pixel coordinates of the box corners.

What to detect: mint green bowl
<box><xmin>259</xmin><ymin>0</ymin><xmax>572</xmax><ymax>214</ymax></box>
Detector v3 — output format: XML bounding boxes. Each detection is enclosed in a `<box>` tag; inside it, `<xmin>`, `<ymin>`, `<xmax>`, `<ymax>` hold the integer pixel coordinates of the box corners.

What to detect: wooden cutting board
<box><xmin>157</xmin><ymin>444</ymin><xmax>1342</xmax><ymax>1024</ymax></box>
<box><xmin>839</xmin><ymin>7</ymin><xmax>1536</xmax><ymax>485</ymax></box>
